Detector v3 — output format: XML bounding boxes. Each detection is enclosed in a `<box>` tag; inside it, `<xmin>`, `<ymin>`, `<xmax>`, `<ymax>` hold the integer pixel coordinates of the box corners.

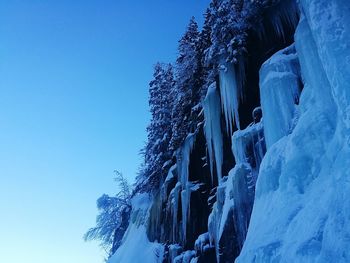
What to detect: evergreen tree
<box><xmin>137</xmin><ymin>63</ymin><xmax>175</xmax><ymax>192</ymax></box>
<box><xmin>207</xmin><ymin>0</ymin><xmax>247</xmax><ymax>65</ymax></box>
<box><xmin>84</xmin><ymin>171</ymin><xmax>131</xmax><ymax>259</ymax></box>
<box><xmin>169</xmin><ymin>17</ymin><xmax>201</xmax><ymax>151</ymax></box>
<box><xmin>198</xmin><ymin>8</ymin><xmax>215</xmax><ymax>97</ymax></box>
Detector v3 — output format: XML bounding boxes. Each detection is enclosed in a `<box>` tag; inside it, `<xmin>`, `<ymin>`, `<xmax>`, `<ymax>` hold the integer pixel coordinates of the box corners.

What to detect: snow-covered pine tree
<box><xmin>207</xmin><ymin>0</ymin><xmax>247</xmax><ymax>66</ymax></box>
<box><xmin>137</xmin><ymin>63</ymin><xmax>175</xmax><ymax>192</ymax></box>
<box><xmin>169</xmin><ymin>17</ymin><xmax>201</xmax><ymax>151</ymax></box>
<box><xmin>84</xmin><ymin>171</ymin><xmax>131</xmax><ymax>259</ymax></box>
<box><xmin>198</xmin><ymin>8</ymin><xmax>215</xmax><ymax>98</ymax></box>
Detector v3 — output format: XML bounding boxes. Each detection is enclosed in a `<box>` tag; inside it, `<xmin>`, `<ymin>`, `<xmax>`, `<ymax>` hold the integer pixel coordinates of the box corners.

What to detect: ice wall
<box><xmin>237</xmin><ymin>2</ymin><xmax>350</xmax><ymax>261</ymax></box>
<box><xmin>299</xmin><ymin>0</ymin><xmax>350</xmax><ymax>128</ymax></box>
<box><xmin>259</xmin><ymin>43</ymin><xmax>302</xmax><ymax>149</ymax></box>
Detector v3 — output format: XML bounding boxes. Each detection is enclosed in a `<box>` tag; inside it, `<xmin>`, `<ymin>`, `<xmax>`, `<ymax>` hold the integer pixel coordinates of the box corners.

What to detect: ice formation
<box><xmin>259</xmin><ymin>43</ymin><xmax>301</xmax><ymax>149</ymax></box>
<box><xmin>237</xmin><ymin>1</ymin><xmax>350</xmax><ymax>261</ymax></box>
<box><xmin>208</xmin><ymin>119</ymin><xmax>264</xmax><ymax>262</ymax></box>
<box><xmin>219</xmin><ymin>63</ymin><xmax>241</xmax><ymax>133</ymax></box>
<box><xmin>170</xmin><ymin>182</ymin><xmax>182</xmax><ymax>242</ymax></box>
<box><xmin>176</xmin><ymin>134</ymin><xmax>196</xmax><ymax>243</ymax></box>
<box><xmin>162</xmin><ymin>164</ymin><xmax>177</xmax><ymax>201</ymax></box>
<box><xmin>177</xmin><ymin>134</ymin><xmax>195</xmax><ymax>186</ymax></box>
<box><xmin>232</xmin><ymin>121</ymin><xmax>265</xmax><ymax>177</ymax></box>
<box><xmin>203</xmin><ymin>84</ymin><xmax>223</xmax><ymax>183</ymax></box>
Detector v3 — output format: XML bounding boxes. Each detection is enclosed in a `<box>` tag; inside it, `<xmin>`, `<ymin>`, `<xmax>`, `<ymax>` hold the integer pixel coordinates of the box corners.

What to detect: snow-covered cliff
<box><xmin>108</xmin><ymin>0</ymin><xmax>350</xmax><ymax>262</ymax></box>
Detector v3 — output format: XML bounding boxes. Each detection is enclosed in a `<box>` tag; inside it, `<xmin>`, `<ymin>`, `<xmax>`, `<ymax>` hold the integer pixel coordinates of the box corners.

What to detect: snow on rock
<box><xmin>203</xmin><ymin>83</ymin><xmax>224</xmax><ymax>183</ymax></box>
<box><xmin>259</xmin><ymin>43</ymin><xmax>302</xmax><ymax>149</ymax></box>
<box><xmin>219</xmin><ymin>63</ymin><xmax>241</xmax><ymax>133</ymax></box>
<box><xmin>108</xmin><ymin>193</ymin><xmax>164</xmax><ymax>263</ymax></box>
<box><xmin>237</xmin><ymin>3</ymin><xmax>350</xmax><ymax>261</ymax></box>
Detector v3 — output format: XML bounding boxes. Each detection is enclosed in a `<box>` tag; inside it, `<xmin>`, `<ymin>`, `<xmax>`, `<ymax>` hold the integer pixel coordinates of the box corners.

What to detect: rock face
<box><xmin>109</xmin><ymin>1</ymin><xmax>350</xmax><ymax>262</ymax></box>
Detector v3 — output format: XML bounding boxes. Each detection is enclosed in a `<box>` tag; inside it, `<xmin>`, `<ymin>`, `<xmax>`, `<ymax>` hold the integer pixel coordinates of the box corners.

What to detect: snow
<box><xmin>259</xmin><ymin>43</ymin><xmax>302</xmax><ymax>149</ymax></box>
<box><xmin>203</xmin><ymin>83</ymin><xmax>223</xmax><ymax>183</ymax></box>
<box><xmin>237</xmin><ymin>3</ymin><xmax>350</xmax><ymax>261</ymax></box>
<box><xmin>108</xmin><ymin>224</ymin><xmax>164</xmax><ymax>263</ymax></box>
<box><xmin>219</xmin><ymin>63</ymin><xmax>241</xmax><ymax>133</ymax></box>
<box><xmin>108</xmin><ymin>193</ymin><xmax>164</xmax><ymax>263</ymax></box>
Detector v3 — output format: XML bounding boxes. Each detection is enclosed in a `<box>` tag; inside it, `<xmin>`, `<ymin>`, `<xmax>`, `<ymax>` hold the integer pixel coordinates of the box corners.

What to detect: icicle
<box><xmin>203</xmin><ymin>84</ymin><xmax>224</xmax><ymax>183</ymax></box>
<box><xmin>219</xmin><ymin>63</ymin><xmax>242</xmax><ymax>134</ymax></box>
<box><xmin>181</xmin><ymin>186</ymin><xmax>190</xmax><ymax>243</ymax></box>
<box><xmin>258</xmin><ymin>0</ymin><xmax>300</xmax><ymax>41</ymax></box>
<box><xmin>162</xmin><ymin>164</ymin><xmax>177</xmax><ymax>201</ymax></box>
<box><xmin>177</xmin><ymin>134</ymin><xmax>196</xmax><ymax>185</ymax></box>
<box><xmin>176</xmin><ymin>134</ymin><xmax>196</xmax><ymax>244</ymax></box>
<box><xmin>171</xmin><ymin>182</ymin><xmax>182</xmax><ymax>243</ymax></box>
<box><xmin>208</xmin><ymin>181</ymin><xmax>228</xmax><ymax>263</ymax></box>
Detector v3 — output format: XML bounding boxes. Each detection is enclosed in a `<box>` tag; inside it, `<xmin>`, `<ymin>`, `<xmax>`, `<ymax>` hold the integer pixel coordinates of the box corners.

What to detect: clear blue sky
<box><xmin>0</xmin><ymin>1</ymin><xmax>209</xmax><ymax>262</ymax></box>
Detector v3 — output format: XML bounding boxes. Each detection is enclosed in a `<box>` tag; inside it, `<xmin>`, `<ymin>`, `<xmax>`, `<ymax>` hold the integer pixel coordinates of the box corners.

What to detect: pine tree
<box><xmin>84</xmin><ymin>171</ymin><xmax>131</xmax><ymax>258</ymax></box>
<box><xmin>137</xmin><ymin>63</ymin><xmax>175</xmax><ymax>192</ymax></box>
<box><xmin>207</xmin><ymin>0</ymin><xmax>247</xmax><ymax>65</ymax></box>
<box><xmin>198</xmin><ymin>8</ymin><xmax>215</xmax><ymax>97</ymax></box>
<box><xmin>169</xmin><ymin>17</ymin><xmax>201</xmax><ymax>151</ymax></box>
